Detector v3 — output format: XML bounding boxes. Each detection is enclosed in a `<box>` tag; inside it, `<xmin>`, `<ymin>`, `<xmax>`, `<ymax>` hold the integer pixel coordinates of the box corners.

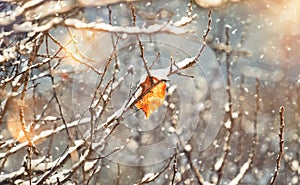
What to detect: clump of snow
<box><xmin>14</xmin><ymin>17</ymin><xmax>64</xmax><ymax>32</ymax></box>
<box><xmin>175</xmin><ymin>57</ymin><xmax>196</xmax><ymax>68</ymax></box>
<box><xmin>184</xmin><ymin>144</ymin><xmax>192</xmax><ymax>152</ymax></box>
<box><xmin>228</xmin><ymin>158</ymin><xmax>251</xmax><ymax>185</ymax></box>
<box><xmin>25</xmin><ymin>1</ymin><xmax>74</xmax><ymax>21</ymax></box>
<box><xmin>44</xmin><ymin>116</ymin><xmax>58</xmax><ymax>121</ymax></box>
<box><xmin>173</xmin><ymin>14</ymin><xmax>197</xmax><ymax>27</ymax></box>
<box><xmin>168</xmin><ymin>85</ymin><xmax>177</xmax><ymax>96</ymax></box>
<box><xmin>224</xmin><ymin>119</ymin><xmax>232</xmax><ymax>129</ymax></box>
<box><xmin>214</xmin><ymin>154</ymin><xmax>225</xmax><ymax>171</ymax></box>
<box><xmin>224</xmin><ymin>102</ymin><xmax>230</xmax><ymax>112</ymax></box>
<box><xmin>232</xmin><ymin>112</ymin><xmax>239</xmax><ymax>119</ymax></box>
<box><xmin>195</xmin><ymin>0</ymin><xmax>223</xmax><ymax>8</ymax></box>
<box><xmin>0</xmin><ymin>46</ymin><xmax>17</xmax><ymax>63</ymax></box>
<box><xmin>77</xmin><ymin>0</ymin><xmax>138</xmax><ymax>7</ymax></box>
<box><xmin>168</xmin><ymin>126</ymin><xmax>176</xmax><ymax>133</ymax></box>
<box><xmin>195</xmin><ymin>0</ymin><xmax>240</xmax><ymax>8</ymax></box>
<box><xmin>140</xmin><ymin>173</ymin><xmax>158</xmax><ymax>183</ymax></box>
<box><xmin>0</xmin><ymin>0</ymin><xmax>45</xmax><ymax>26</ymax></box>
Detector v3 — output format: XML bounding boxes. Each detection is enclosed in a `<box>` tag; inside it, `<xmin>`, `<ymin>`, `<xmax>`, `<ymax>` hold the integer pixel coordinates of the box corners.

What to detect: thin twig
<box><xmin>47</xmin><ymin>62</ymin><xmax>73</xmax><ymax>143</ymax></box>
<box><xmin>131</xmin><ymin>6</ymin><xmax>152</xmax><ymax>80</ymax></box>
<box><xmin>202</xmin><ymin>10</ymin><xmax>212</xmax><ymax>44</ymax></box>
<box><xmin>270</xmin><ymin>106</ymin><xmax>285</xmax><ymax>185</ymax></box>
<box><xmin>149</xmin><ymin>51</ymin><xmax>161</xmax><ymax>69</ymax></box>
<box><xmin>252</xmin><ymin>78</ymin><xmax>260</xmax><ymax>157</ymax></box>
<box><xmin>171</xmin><ymin>147</ymin><xmax>178</xmax><ymax>185</ymax></box>
<box><xmin>216</xmin><ymin>26</ymin><xmax>233</xmax><ymax>185</ymax></box>
<box><xmin>227</xmin><ymin>79</ymin><xmax>260</xmax><ymax>185</ymax></box>
<box><xmin>235</xmin><ymin>75</ymin><xmax>245</xmax><ymax>164</ymax></box>
<box><xmin>167</xmin><ymin>9</ymin><xmax>212</xmax><ymax>77</ymax></box>
<box><xmin>18</xmin><ymin>34</ymin><xmax>44</xmax><ymax>184</ymax></box>
<box><xmin>136</xmin><ymin>152</ymin><xmax>176</xmax><ymax>185</ymax></box>
<box><xmin>117</xmin><ymin>163</ymin><xmax>121</xmax><ymax>185</ymax></box>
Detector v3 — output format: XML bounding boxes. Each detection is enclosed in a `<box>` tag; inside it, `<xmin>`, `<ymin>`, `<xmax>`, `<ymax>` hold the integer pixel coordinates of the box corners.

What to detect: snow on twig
<box><xmin>55</xmin><ymin>147</ymin><xmax>92</xmax><ymax>184</ymax></box>
<box><xmin>35</xmin><ymin>140</ymin><xmax>85</xmax><ymax>184</ymax></box>
<box><xmin>226</xmin><ymin>78</ymin><xmax>261</xmax><ymax>185</ymax></box>
<box><xmin>0</xmin><ymin>140</ymin><xmax>85</xmax><ymax>184</ymax></box>
<box><xmin>0</xmin><ymin>0</ymin><xmax>44</xmax><ymax>26</ymax></box>
<box><xmin>0</xmin><ymin>167</ymin><xmax>26</xmax><ymax>183</ymax></box>
<box><xmin>135</xmin><ymin>152</ymin><xmax>176</xmax><ymax>185</ymax></box>
<box><xmin>77</xmin><ymin>0</ymin><xmax>138</xmax><ymax>7</ymax></box>
<box><xmin>13</xmin><ymin>17</ymin><xmax>64</xmax><ymax>32</ymax></box>
<box><xmin>0</xmin><ymin>117</ymin><xmax>90</xmax><ymax>160</ymax></box>
<box><xmin>64</xmin><ymin>18</ymin><xmax>193</xmax><ymax>35</ymax></box>
<box><xmin>228</xmin><ymin>158</ymin><xmax>252</xmax><ymax>185</ymax></box>
<box><xmin>0</xmin><ymin>57</ymin><xmax>50</xmax><ymax>87</ymax></box>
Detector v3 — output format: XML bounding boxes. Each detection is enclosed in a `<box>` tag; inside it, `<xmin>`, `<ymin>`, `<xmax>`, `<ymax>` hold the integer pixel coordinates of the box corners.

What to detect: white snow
<box><xmin>291</xmin><ymin>160</ymin><xmax>299</xmax><ymax>172</ymax></box>
<box><xmin>11</xmin><ymin>74</ymin><xmax>22</xmax><ymax>87</ymax></box>
<box><xmin>0</xmin><ymin>0</ymin><xmax>45</xmax><ymax>26</ymax></box>
<box><xmin>168</xmin><ymin>126</ymin><xmax>176</xmax><ymax>133</ymax></box>
<box><xmin>140</xmin><ymin>173</ymin><xmax>158</xmax><ymax>183</ymax></box>
<box><xmin>184</xmin><ymin>144</ymin><xmax>192</xmax><ymax>152</ymax></box>
<box><xmin>228</xmin><ymin>158</ymin><xmax>251</xmax><ymax>185</ymax></box>
<box><xmin>224</xmin><ymin>119</ymin><xmax>232</xmax><ymax>129</ymax></box>
<box><xmin>168</xmin><ymin>85</ymin><xmax>177</xmax><ymax>95</ymax></box>
<box><xmin>224</xmin><ymin>102</ymin><xmax>230</xmax><ymax>112</ymax></box>
<box><xmin>0</xmin><ymin>46</ymin><xmax>17</xmax><ymax>63</ymax></box>
<box><xmin>44</xmin><ymin>116</ymin><xmax>58</xmax><ymax>121</ymax></box>
<box><xmin>0</xmin><ymin>117</ymin><xmax>90</xmax><ymax>160</ymax></box>
<box><xmin>214</xmin><ymin>154</ymin><xmax>225</xmax><ymax>171</ymax></box>
<box><xmin>225</xmin><ymin>24</ymin><xmax>232</xmax><ymax>29</ymax></box>
<box><xmin>173</xmin><ymin>14</ymin><xmax>197</xmax><ymax>27</ymax></box>
<box><xmin>24</xmin><ymin>1</ymin><xmax>74</xmax><ymax>21</ymax></box>
<box><xmin>149</xmin><ymin>68</ymin><xmax>170</xmax><ymax>80</ymax></box>
<box><xmin>0</xmin><ymin>167</ymin><xmax>25</xmax><ymax>182</ymax></box>
<box><xmin>13</xmin><ymin>17</ymin><xmax>64</xmax><ymax>32</ymax></box>
<box><xmin>111</xmin><ymin>77</ymin><xmax>124</xmax><ymax>90</ymax></box>
<box><xmin>77</xmin><ymin>0</ymin><xmax>138</xmax><ymax>7</ymax></box>
<box><xmin>96</xmin><ymin>102</ymin><xmax>126</xmax><ymax>130</ymax></box>
<box><xmin>175</xmin><ymin>57</ymin><xmax>196</xmax><ymax>68</ymax></box>
<box><xmin>195</xmin><ymin>0</ymin><xmax>223</xmax><ymax>8</ymax></box>
<box><xmin>84</xmin><ymin>160</ymin><xmax>98</xmax><ymax>172</ymax></box>
<box><xmin>64</xmin><ymin>19</ymin><xmax>191</xmax><ymax>35</ymax></box>
<box><xmin>232</xmin><ymin>112</ymin><xmax>239</xmax><ymax>119</ymax></box>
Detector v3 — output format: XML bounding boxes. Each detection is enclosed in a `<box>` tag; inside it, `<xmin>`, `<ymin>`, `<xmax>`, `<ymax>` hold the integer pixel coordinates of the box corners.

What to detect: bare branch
<box><xmin>216</xmin><ymin>26</ymin><xmax>233</xmax><ymax>185</ymax></box>
<box><xmin>270</xmin><ymin>106</ymin><xmax>285</xmax><ymax>185</ymax></box>
<box><xmin>135</xmin><ymin>152</ymin><xmax>176</xmax><ymax>185</ymax></box>
<box><xmin>171</xmin><ymin>147</ymin><xmax>178</xmax><ymax>185</ymax></box>
<box><xmin>228</xmin><ymin>78</ymin><xmax>261</xmax><ymax>185</ymax></box>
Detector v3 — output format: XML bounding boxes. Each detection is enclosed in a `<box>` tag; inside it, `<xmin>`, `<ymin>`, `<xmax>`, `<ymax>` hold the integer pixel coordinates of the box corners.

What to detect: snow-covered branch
<box><xmin>0</xmin><ymin>117</ymin><xmax>90</xmax><ymax>160</ymax></box>
<box><xmin>0</xmin><ymin>0</ymin><xmax>45</xmax><ymax>26</ymax></box>
<box><xmin>64</xmin><ymin>18</ymin><xmax>193</xmax><ymax>35</ymax></box>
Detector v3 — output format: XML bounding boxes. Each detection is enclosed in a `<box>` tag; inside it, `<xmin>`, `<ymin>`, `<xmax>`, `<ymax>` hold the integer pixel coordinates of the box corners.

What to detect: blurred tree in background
<box><xmin>0</xmin><ymin>0</ymin><xmax>299</xmax><ymax>184</ymax></box>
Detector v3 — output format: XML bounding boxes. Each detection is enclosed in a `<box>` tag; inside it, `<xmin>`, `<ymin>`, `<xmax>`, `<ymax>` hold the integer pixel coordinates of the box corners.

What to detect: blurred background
<box><xmin>0</xmin><ymin>0</ymin><xmax>299</xmax><ymax>184</ymax></box>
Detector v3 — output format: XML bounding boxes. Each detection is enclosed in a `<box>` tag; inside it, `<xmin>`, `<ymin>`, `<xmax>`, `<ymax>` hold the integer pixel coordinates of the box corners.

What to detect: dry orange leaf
<box><xmin>135</xmin><ymin>76</ymin><xmax>166</xmax><ymax>118</ymax></box>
